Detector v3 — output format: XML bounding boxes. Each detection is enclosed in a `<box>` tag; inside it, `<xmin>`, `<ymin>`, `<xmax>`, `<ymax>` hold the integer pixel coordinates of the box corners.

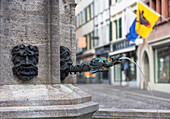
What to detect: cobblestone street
<box><xmin>78</xmin><ymin>84</ymin><xmax>170</xmax><ymax>110</ymax></box>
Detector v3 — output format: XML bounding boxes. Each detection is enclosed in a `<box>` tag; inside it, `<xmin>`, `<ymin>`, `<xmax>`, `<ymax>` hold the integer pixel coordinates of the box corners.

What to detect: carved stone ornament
<box><xmin>60</xmin><ymin>46</ymin><xmax>73</xmax><ymax>81</ymax></box>
<box><xmin>11</xmin><ymin>44</ymin><xmax>39</xmax><ymax>81</ymax></box>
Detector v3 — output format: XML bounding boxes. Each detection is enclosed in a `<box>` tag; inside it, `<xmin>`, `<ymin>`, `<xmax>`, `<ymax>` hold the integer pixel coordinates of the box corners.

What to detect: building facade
<box><xmin>75</xmin><ymin>0</ymin><xmax>170</xmax><ymax>93</ymax></box>
<box><xmin>109</xmin><ymin>0</ymin><xmax>138</xmax><ymax>87</ymax></box>
<box><xmin>75</xmin><ymin>0</ymin><xmax>96</xmax><ymax>83</ymax></box>
<box><xmin>93</xmin><ymin>0</ymin><xmax>110</xmax><ymax>84</ymax></box>
<box><xmin>75</xmin><ymin>0</ymin><xmax>111</xmax><ymax>84</ymax></box>
<box><xmin>137</xmin><ymin>0</ymin><xmax>170</xmax><ymax>93</ymax></box>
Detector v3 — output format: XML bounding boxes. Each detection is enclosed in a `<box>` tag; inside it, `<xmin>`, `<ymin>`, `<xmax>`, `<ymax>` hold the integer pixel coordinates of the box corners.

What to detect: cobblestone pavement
<box><xmin>78</xmin><ymin>84</ymin><xmax>170</xmax><ymax>110</ymax></box>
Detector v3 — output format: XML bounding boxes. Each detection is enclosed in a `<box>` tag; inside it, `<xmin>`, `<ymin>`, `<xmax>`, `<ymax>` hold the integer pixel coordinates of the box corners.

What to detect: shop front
<box><xmin>152</xmin><ymin>42</ymin><xmax>170</xmax><ymax>92</ymax></box>
<box><xmin>109</xmin><ymin>40</ymin><xmax>138</xmax><ymax>87</ymax></box>
<box><xmin>95</xmin><ymin>45</ymin><xmax>110</xmax><ymax>84</ymax></box>
<box><xmin>76</xmin><ymin>51</ymin><xmax>97</xmax><ymax>84</ymax></box>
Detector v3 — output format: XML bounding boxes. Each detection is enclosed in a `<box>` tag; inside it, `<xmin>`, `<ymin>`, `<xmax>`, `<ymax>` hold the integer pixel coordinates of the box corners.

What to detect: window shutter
<box><xmin>115</xmin><ymin>20</ymin><xmax>118</xmax><ymax>39</ymax></box>
<box><xmin>109</xmin><ymin>21</ymin><xmax>112</xmax><ymax>42</ymax></box>
<box><xmin>109</xmin><ymin>0</ymin><xmax>112</xmax><ymax>6</ymax></box>
<box><xmin>119</xmin><ymin>18</ymin><xmax>122</xmax><ymax>38</ymax></box>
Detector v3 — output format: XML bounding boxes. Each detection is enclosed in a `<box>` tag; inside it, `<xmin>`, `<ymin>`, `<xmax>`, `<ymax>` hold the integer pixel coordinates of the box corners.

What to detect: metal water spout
<box><xmin>60</xmin><ymin>46</ymin><xmax>121</xmax><ymax>81</ymax></box>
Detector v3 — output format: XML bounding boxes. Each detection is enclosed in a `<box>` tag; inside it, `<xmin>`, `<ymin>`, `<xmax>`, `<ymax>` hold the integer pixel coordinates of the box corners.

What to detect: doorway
<box><xmin>142</xmin><ymin>52</ymin><xmax>150</xmax><ymax>90</ymax></box>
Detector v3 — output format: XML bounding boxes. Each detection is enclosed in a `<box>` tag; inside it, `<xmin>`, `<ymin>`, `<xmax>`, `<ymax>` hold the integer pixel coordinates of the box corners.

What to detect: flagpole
<box><xmin>160</xmin><ymin>15</ymin><xmax>169</xmax><ymax>22</ymax></box>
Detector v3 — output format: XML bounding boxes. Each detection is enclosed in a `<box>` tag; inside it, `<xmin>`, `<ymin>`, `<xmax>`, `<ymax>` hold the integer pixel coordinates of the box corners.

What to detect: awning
<box><xmin>109</xmin><ymin>46</ymin><xmax>136</xmax><ymax>56</ymax></box>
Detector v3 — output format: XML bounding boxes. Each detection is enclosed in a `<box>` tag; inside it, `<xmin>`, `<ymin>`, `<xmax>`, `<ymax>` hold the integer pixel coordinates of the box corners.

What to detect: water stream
<box><xmin>119</xmin><ymin>56</ymin><xmax>161</xmax><ymax>119</ymax></box>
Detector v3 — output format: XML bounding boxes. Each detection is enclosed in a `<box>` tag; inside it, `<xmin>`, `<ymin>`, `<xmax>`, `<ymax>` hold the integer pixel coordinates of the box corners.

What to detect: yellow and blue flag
<box><xmin>136</xmin><ymin>1</ymin><xmax>160</xmax><ymax>39</ymax></box>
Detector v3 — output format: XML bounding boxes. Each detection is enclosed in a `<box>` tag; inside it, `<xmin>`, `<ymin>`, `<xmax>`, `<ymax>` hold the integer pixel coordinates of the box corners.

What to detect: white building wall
<box><xmin>75</xmin><ymin>0</ymin><xmax>94</xmax><ymax>53</ymax></box>
<box><xmin>94</xmin><ymin>0</ymin><xmax>110</xmax><ymax>48</ymax></box>
<box><xmin>75</xmin><ymin>0</ymin><xmax>93</xmax><ymax>15</ymax></box>
<box><xmin>110</xmin><ymin>0</ymin><xmax>138</xmax><ymax>87</ymax></box>
<box><xmin>110</xmin><ymin>0</ymin><xmax>137</xmax><ymax>16</ymax></box>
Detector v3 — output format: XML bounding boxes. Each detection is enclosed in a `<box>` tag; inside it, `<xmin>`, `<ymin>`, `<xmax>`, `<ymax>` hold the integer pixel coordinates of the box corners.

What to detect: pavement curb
<box><xmin>93</xmin><ymin>109</ymin><xmax>170</xmax><ymax>119</ymax></box>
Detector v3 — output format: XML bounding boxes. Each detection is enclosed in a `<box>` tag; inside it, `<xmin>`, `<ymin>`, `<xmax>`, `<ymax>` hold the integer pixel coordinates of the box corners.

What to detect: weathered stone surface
<box><xmin>0</xmin><ymin>102</ymin><xmax>98</xmax><ymax>119</ymax></box>
<box><xmin>0</xmin><ymin>84</ymin><xmax>91</xmax><ymax>107</ymax></box>
<box><xmin>0</xmin><ymin>84</ymin><xmax>98</xmax><ymax>119</ymax></box>
<box><xmin>59</xmin><ymin>0</ymin><xmax>77</xmax><ymax>84</ymax></box>
<box><xmin>0</xmin><ymin>0</ymin><xmax>98</xmax><ymax>118</ymax></box>
<box><xmin>93</xmin><ymin>109</ymin><xmax>170</xmax><ymax>119</ymax></box>
<box><xmin>0</xmin><ymin>0</ymin><xmax>60</xmax><ymax>84</ymax></box>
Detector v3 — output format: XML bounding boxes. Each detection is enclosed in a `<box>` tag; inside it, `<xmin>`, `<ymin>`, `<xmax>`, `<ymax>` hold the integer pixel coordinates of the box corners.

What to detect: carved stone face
<box><xmin>11</xmin><ymin>44</ymin><xmax>39</xmax><ymax>81</ymax></box>
<box><xmin>60</xmin><ymin>46</ymin><xmax>73</xmax><ymax>81</ymax></box>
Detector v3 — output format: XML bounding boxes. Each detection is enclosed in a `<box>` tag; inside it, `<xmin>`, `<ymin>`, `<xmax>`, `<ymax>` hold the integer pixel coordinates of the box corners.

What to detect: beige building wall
<box><xmin>76</xmin><ymin>20</ymin><xmax>94</xmax><ymax>39</ymax></box>
<box><xmin>138</xmin><ymin>0</ymin><xmax>170</xmax><ymax>93</ymax></box>
<box><xmin>109</xmin><ymin>0</ymin><xmax>138</xmax><ymax>87</ymax></box>
<box><xmin>75</xmin><ymin>0</ymin><xmax>94</xmax><ymax>53</ymax></box>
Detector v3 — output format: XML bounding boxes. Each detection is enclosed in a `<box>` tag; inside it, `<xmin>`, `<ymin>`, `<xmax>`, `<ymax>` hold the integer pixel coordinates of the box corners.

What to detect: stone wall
<box><xmin>59</xmin><ymin>0</ymin><xmax>77</xmax><ymax>84</ymax></box>
<box><xmin>0</xmin><ymin>0</ymin><xmax>76</xmax><ymax>85</ymax></box>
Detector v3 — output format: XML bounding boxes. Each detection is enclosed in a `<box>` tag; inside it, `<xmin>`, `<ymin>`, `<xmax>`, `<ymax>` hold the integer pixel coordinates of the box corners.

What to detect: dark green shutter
<box><xmin>89</xmin><ymin>33</ymin><xmax>91</xmax><ymax>49</ymax></box>
<box><xmin>115</xmin><ymin>20</ymin><xmax>118</xmax><ymax>39</ymax></box>
<box><xmin>85</xmin><ymin>8</ymin><xmax>87</xmax><ymax>22</ymax></box>
<box><xmin>109</xmin><ymin>0</ymin><xmax>112</xmax><ymax>6</ymax></box>
<box><xmin>119</xmin><ymin>18</ymin><xmax>122</xmax><ymax>38</ymax></box>
<box><xmin>109</xmin><ymin>22</ymin><xmax>112</xmax><ymax>42</ymax></box>
<box><xmin>89</xmin><ymin>5</ymin><xmax>91</xmax><ymax>20</ymax></box>
<box><xmin>81</xmin><ymin>11</ymin><xmax>83</xmax><ymax>24</ymax></box>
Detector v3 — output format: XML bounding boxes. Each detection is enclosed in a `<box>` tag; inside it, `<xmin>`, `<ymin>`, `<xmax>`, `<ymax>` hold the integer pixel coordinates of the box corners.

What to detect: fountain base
<box><xmin>0</xmin><ymin>84</ymin><xmax>98</xmax><ymax>118</ymax></box>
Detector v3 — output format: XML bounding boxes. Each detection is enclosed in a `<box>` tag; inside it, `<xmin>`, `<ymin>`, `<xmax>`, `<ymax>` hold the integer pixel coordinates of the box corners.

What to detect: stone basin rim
<box><xmin>0</xmin><ymin>84</ymin><xmax>92</xmax><ymax>107</ymax></box>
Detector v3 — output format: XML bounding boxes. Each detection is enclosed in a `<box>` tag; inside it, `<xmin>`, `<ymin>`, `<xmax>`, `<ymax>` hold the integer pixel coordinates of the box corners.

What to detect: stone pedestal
<box><xmin>0</xmin><ymin>84</ymin><xmax>98</xmax><ymax>118</ymax></box>
<box><xmin>0</xmin><ymin>0</ymin><xmax>98</xmax><ymax>118</ymax></box>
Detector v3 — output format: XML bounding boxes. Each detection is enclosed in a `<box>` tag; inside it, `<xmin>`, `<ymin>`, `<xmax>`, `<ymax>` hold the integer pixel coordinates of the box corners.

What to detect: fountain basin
<box><xmin>0</xmin><ymin>84</ymin><xmax>98</xmax><ymax>118</ymax></box>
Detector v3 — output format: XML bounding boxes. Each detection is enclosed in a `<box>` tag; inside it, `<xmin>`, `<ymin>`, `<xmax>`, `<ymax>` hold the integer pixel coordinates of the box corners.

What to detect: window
<box><xmin>154</xmin><ymin>44</ymin><xmax>170</xmax><ymax>83</ymax></box>
<box><xmin>128</xmin><ymin>57</ymin><xmax>136</xmax><ymax>81</ymax></box>
<box><xmin>152</xmin><ymin>0</ymin><xmax>156</xmax><ymax>11</ymax></box>
<box><xmin>109</xmin><ymin>0</ymin><xmax>112</xmax><ymax>6</ymax></box>
<box><xmin>78</xmin><ymin>15</ymin><xmax>80</xmax><ymax>27</ymax></box>
<box><xmin>94</xmin><ymin>29</ymin><xmax>99</xmax><ymax>47</ymax></box>
<box><xmin>114</xmin><ymin>64</ymin><xmax>121</xmax><ymax>82</ymax></box>
<box><xmin>83</xmin><ymin>32</ymin><xmax>94</xmax><ymax>51</ymax></box>
<box><xmin>115</xmin><ymin>0</ymin><xmax>120</xmax><ymax>3</ymax></box>
<box><xmin>76</xmin><ymin>15</ymin><xmax>79</xmax><ymax>27</ymax></box>
<box><xmin>89</xmin><ymin>33</ymin><xmax>91</xmax><ymax>49</ymax></box>
<box><xmin>81</xmin><ymin>3</ymin><xmax>94</xmax><ymax>23</ymax></box>
<box><xmin>103</xmin><ymin>72</ymin><xmax>108</xmax><ymax>79</ymax></box>
<box><xmin>169</xmin><ymin>0</ymin><xmax>170</xmax><ymax>17</ymax></box>
<box><xmin>87</xmin><ymin>7</ymin><xmax>89</xmax><ymax>21</ymax></box>
<box><xmin>89</xmin><ymin>5</ymin><xmax>91</xmax><ymax>20</ymax></box>
<box><xmin>114</xmin><ymin>17</ymin><xmax>122</xmax><ymax>40</ymax></box>
<box><xmin>152</xmin><ymin>0</ymin><xmax>169</xmax><ymax>19</ymax></box>
<box><xmin>91</xmin><ymin>31</ymin><xmax>94</xmax><ymax>49</ymax></box>
<box><xmin>91</xmin><ymin>3</ymin><xmax>94</xmax><ymax>18</ymax></box>
<box><xmin>86</xmin><ymin>34</ymin><xmax>90</xmax><ymax>50</ymax></box>
<box><xmin>85</xmin><ymin>8</ymin><xmax>87</xmax><ymax>22</ymax></box>
<box><xmin>81</xmin><ymin>11</ymin><xmax>83</xmax><ymax>25</ymax></box>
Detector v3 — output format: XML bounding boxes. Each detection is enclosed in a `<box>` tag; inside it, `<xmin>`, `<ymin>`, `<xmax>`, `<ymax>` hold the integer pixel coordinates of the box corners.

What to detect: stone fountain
<box><xmin>0</xmin><ymin>0</ymin><xmax>98</xmax><ymax>118</ymax></box>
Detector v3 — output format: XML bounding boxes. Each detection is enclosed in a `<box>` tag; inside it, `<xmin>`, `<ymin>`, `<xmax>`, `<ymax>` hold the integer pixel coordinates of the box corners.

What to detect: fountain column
<box><xmin>0</xmin><ymin>0</ymin><xmax>98</xmax><ymax>118</ymax></box>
